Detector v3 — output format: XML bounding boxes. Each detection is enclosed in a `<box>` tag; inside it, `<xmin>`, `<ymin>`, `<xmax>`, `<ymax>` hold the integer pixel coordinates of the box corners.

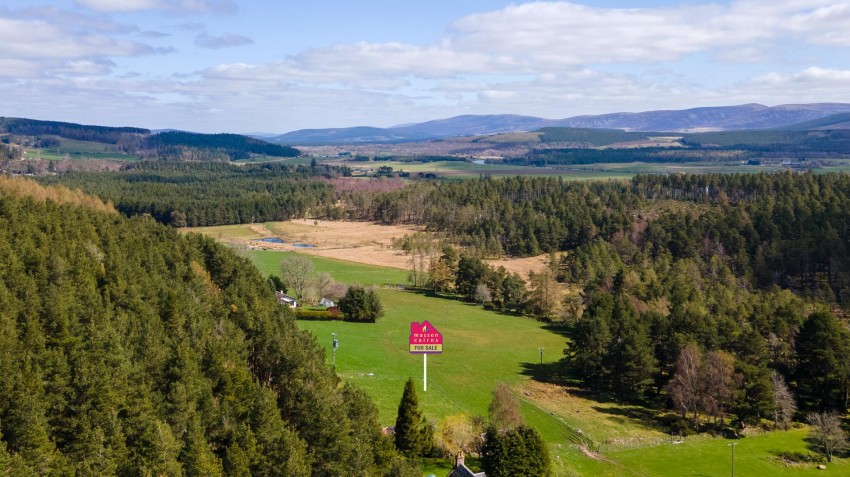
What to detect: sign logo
<box><xmin>409</xmin><ymin>321</ymin><xmax>443</xmax><ymax>354</ymax></box>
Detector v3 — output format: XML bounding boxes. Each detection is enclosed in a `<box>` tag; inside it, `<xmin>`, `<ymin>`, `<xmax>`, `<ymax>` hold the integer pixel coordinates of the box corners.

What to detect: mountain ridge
<box><xmin>269</xmin><ymin>103</ymin><xmax>850</xmax><ymax>145</ymax></box>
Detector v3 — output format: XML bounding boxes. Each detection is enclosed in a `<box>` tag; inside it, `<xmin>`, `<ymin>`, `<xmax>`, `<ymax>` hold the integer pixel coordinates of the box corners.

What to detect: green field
<box><xmin>242</xmin><ymin>250</ymin><xmax>848</xmax><ymax>476</ymax></box>
<box><xmin>25</xmin><ymin>136</ymin><xmax>140</xmax><ymax>161</ymax></box>
<box><xmin>247</xmin><ymin>250</ymin><xmax>408</xmax><ymax>286</ymax></box>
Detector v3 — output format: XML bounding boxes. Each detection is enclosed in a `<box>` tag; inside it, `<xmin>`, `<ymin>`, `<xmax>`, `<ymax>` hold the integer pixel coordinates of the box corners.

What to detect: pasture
<box><xmin>25</xmin><ymin>136</ymin><xmax>141</xmax><ymax>161</ymax></box>
<box><xmin>242</xmin><ymin>250</ymin><xmax>847</xmax><ymax>476</ymax></box>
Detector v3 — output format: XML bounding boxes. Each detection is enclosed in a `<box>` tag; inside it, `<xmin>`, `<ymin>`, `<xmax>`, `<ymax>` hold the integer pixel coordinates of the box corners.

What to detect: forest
<box><xmin>37</xmin><ymin>162</ymin><xmax>347</xmax><ymax>227</ymax></box>
<box><xmin>0</xmin><ymin>178</ymin><xmax>416</xmax><ymax>476</ymax></box>
<box><xmin>140</xmin><ymin>132</ymin><xmax>300</xmax><ymax>161</ymax></box>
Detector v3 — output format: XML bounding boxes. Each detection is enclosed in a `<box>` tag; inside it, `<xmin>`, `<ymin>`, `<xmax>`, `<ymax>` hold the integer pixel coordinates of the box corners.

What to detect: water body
<box><xmin>253</xmin><ymin>237</ymin><xmax>286</xmax><ymax>244</ymax></box>
<box><xmin>293</xmin><ymin>243</ymin><xmax>315</xmax><ymax>248</ymax></box>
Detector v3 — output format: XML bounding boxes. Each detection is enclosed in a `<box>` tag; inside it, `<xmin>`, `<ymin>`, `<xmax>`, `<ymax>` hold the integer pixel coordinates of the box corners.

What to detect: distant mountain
<box><xmin>268</xmin><ymin>103</ymin><xmax>850</xmax><ymax>145</ymax></box>
<box><xmin>269</xmin><ymin>126</ymin><xmax>434</xmax><ymax>145</ymax></box>
<box><xmin>391</xmin><ymin>114</ymin><xmax>554</xmax><ymax>136</ymax></box>
<box><xmin>552</xmin><ymin>103</ymin><xmax>850</xmax><ymax>132</ymax></box>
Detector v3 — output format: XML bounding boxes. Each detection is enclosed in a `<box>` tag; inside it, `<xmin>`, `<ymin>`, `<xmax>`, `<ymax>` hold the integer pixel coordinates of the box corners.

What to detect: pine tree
<box><xmin>795</xmin><ymin>312</ymin><xmax>850</xmax><ymax>412</ymax></box>
<box><xmin>481</xmin><ymin>425</ymin><xmax>551</xmax><ymax>477</ymax></box>
<box><xmin>394</xmin><ymin>378</ymin><xmax>429</xmax><ymax>458</ymax></box>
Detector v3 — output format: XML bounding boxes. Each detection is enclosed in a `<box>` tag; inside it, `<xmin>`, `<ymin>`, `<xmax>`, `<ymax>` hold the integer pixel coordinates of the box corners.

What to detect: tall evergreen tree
<box><xmin>394</xmin><ymin>378</ymin><xmax>430</xmax><ymax>458</ymax></box>
<box><xmin>795</xmin><ymin>312</ymin><xmax>850</xmax><ymax>412</ymax></box>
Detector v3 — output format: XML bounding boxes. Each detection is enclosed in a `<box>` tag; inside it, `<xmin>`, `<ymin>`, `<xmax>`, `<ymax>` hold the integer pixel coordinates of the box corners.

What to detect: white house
<box><xmin>276</xmin><ymin>291</ymin><xmax>297</xmax><ymax>308</ymax></box>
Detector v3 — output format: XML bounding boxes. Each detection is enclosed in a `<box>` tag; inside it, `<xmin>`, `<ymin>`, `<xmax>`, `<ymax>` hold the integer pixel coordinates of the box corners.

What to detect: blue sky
<box><xmin>2</xmin><ymin>1</ymin><xmax>850</xmax><ymax>133</ymax></box>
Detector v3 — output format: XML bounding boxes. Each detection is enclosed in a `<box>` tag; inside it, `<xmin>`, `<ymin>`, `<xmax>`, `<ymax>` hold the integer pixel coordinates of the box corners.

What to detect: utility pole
<box><xmin>538</xmin><ymin>347</ymin><xmax>544</xmax><ymax>364</ymax></box>
<box><xmin>729</xmin><ymin>442</ymin><xmax>737</xmax><ymax>477</ymax></box>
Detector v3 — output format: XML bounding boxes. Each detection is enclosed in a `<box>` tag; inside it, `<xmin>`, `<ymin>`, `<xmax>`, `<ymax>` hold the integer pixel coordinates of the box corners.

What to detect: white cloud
<box><xmin>75</xmin><ymin>0</ymin><xmax>164</xmax><ymax>12</ymax></box>
<box><xmin>0</xmin><ymin>17</ymin><xmax>153</xmax><ymax>69</ymax></box>
<box><xmin>75</xmin><ymin>0</ymin><xmax>236</xmax><ymax>14</ymax></box>
<box><xmin>195</xmin><ymin>32</ymin><xmax>252</xmax><ymax>49</ymax></box>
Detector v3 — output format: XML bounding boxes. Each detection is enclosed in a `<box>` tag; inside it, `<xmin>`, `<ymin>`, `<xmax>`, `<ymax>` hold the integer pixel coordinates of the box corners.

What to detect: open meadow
<box><xmin>186</xmin><ymin>219</ymin><xmax>550</xmax><ymax>278</ymax></box>
<box><xmin>240</xmin><ymin>248</ymin><xmax>848</xmax><ymax>476</ymax></box>
<box><xmin>24</xmin><ymin>136</ymin><xmax>141</xmax><ymax>161</ymax></box>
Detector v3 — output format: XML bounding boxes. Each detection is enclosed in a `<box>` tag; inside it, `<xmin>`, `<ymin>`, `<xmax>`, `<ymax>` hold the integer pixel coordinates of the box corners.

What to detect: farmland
<box><xmin>241</xmin><ymin>248</ymin><xmax>849</xmax><ymax>476</ymax></box>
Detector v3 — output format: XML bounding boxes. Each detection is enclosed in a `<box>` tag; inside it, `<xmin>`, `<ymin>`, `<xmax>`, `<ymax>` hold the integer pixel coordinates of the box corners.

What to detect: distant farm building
<box><xmin>276</xmin><ymin>292</ymin><xmax>297</xmax><ymax>308</ymax></box>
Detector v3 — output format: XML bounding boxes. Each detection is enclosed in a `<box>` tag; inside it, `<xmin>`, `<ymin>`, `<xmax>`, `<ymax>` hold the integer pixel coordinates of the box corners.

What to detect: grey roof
<box><xmin>447</xmin><ymin>464</ymin><xmax>485</xmax><ymax>477</ymax></box>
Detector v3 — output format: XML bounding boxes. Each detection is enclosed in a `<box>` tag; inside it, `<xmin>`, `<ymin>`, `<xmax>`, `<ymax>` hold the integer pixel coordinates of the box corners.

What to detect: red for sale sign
<box><xmin>409</xmin><ymin>321</ymin><xmax>443</xmax><ymax>354</ymax></box>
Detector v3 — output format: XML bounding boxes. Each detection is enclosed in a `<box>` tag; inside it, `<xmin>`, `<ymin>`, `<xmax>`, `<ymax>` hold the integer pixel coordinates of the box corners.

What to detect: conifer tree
<box><xmin>394</xmin><ymin>378</ymin><xmax>429</xmax><ymax>458</ymax></box>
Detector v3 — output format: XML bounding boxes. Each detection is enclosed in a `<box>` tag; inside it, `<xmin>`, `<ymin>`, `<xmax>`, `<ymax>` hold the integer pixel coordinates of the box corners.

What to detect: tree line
<box><xmin>38</xmin><ymin>161</ymin><xmax>348</xmax><ymax>227</ymax></box>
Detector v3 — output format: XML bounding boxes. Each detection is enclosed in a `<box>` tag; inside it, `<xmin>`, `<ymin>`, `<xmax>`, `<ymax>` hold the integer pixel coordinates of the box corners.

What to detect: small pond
<box><xmin>253</xmin><ymin>237</ymin><xmax>286</xmax><ymax>244</ymax></box>
<box><xmin>293</xmin><ymin>243</ymin><xmax>315</xmax><ymax>248</ymax></box>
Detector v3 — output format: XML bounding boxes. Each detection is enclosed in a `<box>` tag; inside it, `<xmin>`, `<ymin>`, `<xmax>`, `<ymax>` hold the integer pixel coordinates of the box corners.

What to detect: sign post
<box><xmin>409</xmin><ymin>321</ymin><xmax>443</xmax><ymax>392</ymax></box>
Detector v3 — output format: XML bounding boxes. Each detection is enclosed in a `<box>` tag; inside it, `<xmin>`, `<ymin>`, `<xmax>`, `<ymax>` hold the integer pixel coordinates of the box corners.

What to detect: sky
<box><xmin>2</xmin><ymin>0</ymin><xmax>850</xmax><ymax>134</ymax></box>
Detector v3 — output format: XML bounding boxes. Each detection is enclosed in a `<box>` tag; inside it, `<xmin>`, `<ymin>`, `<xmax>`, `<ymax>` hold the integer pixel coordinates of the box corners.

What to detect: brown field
<box><xmin>186</xmin><ymin>219</ymin><xmax>550</xmax><ymax>278</ymax></box>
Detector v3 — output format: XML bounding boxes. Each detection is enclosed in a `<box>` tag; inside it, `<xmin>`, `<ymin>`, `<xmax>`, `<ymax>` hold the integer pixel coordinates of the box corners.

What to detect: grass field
<box><xmin>25</xmin><ymin>136</ymin><xmax>141</xmax><ymax>161</ymax></box>
<box><xmin>242</xmin><ymin>251</ymin><xmax>848</xmax><ymax>476</ymax></box>
<box><xmin>247</xmin><ymin>250</ymin><xmax>408</xmax><ymax>286</ymax></box>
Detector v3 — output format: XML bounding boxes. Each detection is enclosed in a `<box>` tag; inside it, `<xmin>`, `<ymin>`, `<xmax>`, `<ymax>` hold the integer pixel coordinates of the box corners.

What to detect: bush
<box><xmin>293</xmin><ymin>309</ymin><xmax>342</xmax><ymax>321</ymax></box>
<box><xmin>339</xmin><ymin>286</ymin><xmax>384</xmax><ymax>323</ymax></box>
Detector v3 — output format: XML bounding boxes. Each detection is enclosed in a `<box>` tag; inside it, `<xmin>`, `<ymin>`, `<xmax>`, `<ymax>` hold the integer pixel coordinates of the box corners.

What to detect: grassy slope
<box><xmin>243</xmin><ymin>249</ymin><xmax>848</xmax><ymax>476</ymax></box>
<box><xmin>27</xmin><ymin>136</ymin><xmax>141</xmax><ymax>161</ymax></box>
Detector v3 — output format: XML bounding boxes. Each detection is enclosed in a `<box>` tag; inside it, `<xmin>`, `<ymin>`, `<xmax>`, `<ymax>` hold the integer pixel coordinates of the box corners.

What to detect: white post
<box><xmin>423</xmin><ymin>353</ymin><xmax>427</xmax><ymax>392</ymax></box>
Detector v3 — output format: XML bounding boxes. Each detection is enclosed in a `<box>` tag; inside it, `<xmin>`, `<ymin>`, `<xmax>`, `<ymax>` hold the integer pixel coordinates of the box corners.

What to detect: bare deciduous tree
<box><xmin>771</xmin><ymin>371</ymin><xmax>797</xmax><ymax>430</ymax></box>
<box><xmin>437</xmin><ymin>414</ymin><xmax>485</xmax><ymax>455</ymax></box>
<box><xmin>700</xmin><ymin>350</ymin><xmax>735</xmax><ymax>425</ymax></box>
<box><xmin>488</xmin><ymin>382</ymin><xmax>524</xmax><ymax>430</ymax></box>
<box><xmin>668</xmin><ymin>344</ymin><xmax>702</xmax><ymax>425</ymax></box>
<box><xmin>808</xmin><ymin>412</ymin><xmax>847</xmax><ymax>462</ymax></box>
<box><xmin>474</xmin><ymin>283</ymin><xmax>492</xmax><ymax>304</ymax></box>
<box><xmin>280</xmin><ymin>254</ymin><xmax>313</xmax><ymax>300</ymax></box>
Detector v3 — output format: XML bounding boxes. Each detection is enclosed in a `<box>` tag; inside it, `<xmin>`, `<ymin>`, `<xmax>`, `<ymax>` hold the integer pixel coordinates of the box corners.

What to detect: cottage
<box><xmin>276</xmin><ymin>291</ymin><xmax>297</xmax><ymax>308</ymax></box>
<box><xmin>447</xmin><ymin>451</ymin><xmax>485</xmax><ymax>477</ymax></box>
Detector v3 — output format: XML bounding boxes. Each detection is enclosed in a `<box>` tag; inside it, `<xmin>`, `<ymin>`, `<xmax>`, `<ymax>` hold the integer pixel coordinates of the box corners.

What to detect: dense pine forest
<box><xmin>38</xmin><ymin>162</ymin><xmax>347</xmax><ymax>226</ymax></box>
<box><xmin>0</xmin><ymin>178</ymin><xmax>415</xmax><ymax>476</ymax></box>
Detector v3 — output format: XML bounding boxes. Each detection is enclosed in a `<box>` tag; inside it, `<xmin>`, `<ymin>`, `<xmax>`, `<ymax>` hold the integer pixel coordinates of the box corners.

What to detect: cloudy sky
<box><xmin>2</xmin><ymin>0</ymin><xmax>850</xmax><ymax>133</ymax></box>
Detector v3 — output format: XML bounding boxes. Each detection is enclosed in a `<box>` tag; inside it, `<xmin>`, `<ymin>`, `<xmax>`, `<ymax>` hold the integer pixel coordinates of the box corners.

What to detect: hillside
<box><xmin>0</xmin><ymin>117</ymin><xmax>300</xmax><ymax>162</ymax></box>
<box><xmin>0</xmin><ymin>178</ymin><xmax>413</xmax><ymax>476</ymax></box>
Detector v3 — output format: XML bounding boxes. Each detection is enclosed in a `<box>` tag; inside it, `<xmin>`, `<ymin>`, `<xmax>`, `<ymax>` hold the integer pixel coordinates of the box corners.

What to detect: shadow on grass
<box><xmin>589</xmin><ymin>404</ymin><xmax>664</xmax><ymax>429</ymax></box>
<box><xmin>519</xmin><ymin>361</ymin><xmax>570</xmax><ymax>386</ymax></box>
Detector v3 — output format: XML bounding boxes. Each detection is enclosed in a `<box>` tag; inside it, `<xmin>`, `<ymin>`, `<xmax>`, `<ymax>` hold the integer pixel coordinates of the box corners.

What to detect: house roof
<box><xmin>447</xmin><ymin>465</ymin><xmax>485</xmax><ymax>477</ymax></box>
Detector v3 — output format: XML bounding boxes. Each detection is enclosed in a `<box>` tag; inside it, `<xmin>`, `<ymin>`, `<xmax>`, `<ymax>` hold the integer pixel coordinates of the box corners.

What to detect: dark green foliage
<box><xmin>481</xmin><ymin>425</ymin><xmax>551</xmax><ymax>477</ymax></box>
<box><xmin>795</xmin><ymin>312</ymin><xmax>850</xmax><ymax>413</ymax></box>
<box><xmin>0</xmin><ymin>116</ymin><xmax>149</xmax><ymax>143</ymax></box>
<box><xmin>349</xmin><ymin>176</ymin><xmax>636</xmax><ymax>256</ymax></box>
<box><xmin>0</xmin><ymin>183</ymin><xmax>406</xmax><ymax>475</ymax></box>
<box><xmin>267</xmin><ymin>274</ymin><xmax>287</xmax><ymax>293</ymax></box>
<box><xmin>339</xmin><ymin>286</ymin><xmax>384</xmax><ymax>323</ymax></box>
<box><xmin>39</xmin><ymin>161</ymin><xmax>346</xmax><ymax>227</ymax></box>
<box><xmin>394</xmin><ymin>378</ymin><xmax>431</xmax><ymax>458</ymax></box>
<box><xmin>142</xmin><ymin>131</ymin><xmax>299</xmax><ymax>161</ymax></box>
<box><xmin>456</xmin><ymin>255</ymin><xmax>490</xmax><ymax>301</ymax></box>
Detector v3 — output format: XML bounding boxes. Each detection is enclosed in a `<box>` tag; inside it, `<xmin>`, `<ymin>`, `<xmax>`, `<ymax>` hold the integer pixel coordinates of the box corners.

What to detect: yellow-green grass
<box><xmin>593</xmin><ymin>428</ymin><xmax>850</xmax><ymax>477</ymax></box>
<box><xmin>25</xmin><ymin>136</ymin><xmax>140</xmax><ymax>161</ymax></box>
<box><xmin>184</xmin><ymin>223</ymin><xmax>265</xmax><ymax>241</ymax></box>
<box><xmin>247</xmin><ymin>250</ymin><xmax>408</xmax><ymax>286</ymax></box>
